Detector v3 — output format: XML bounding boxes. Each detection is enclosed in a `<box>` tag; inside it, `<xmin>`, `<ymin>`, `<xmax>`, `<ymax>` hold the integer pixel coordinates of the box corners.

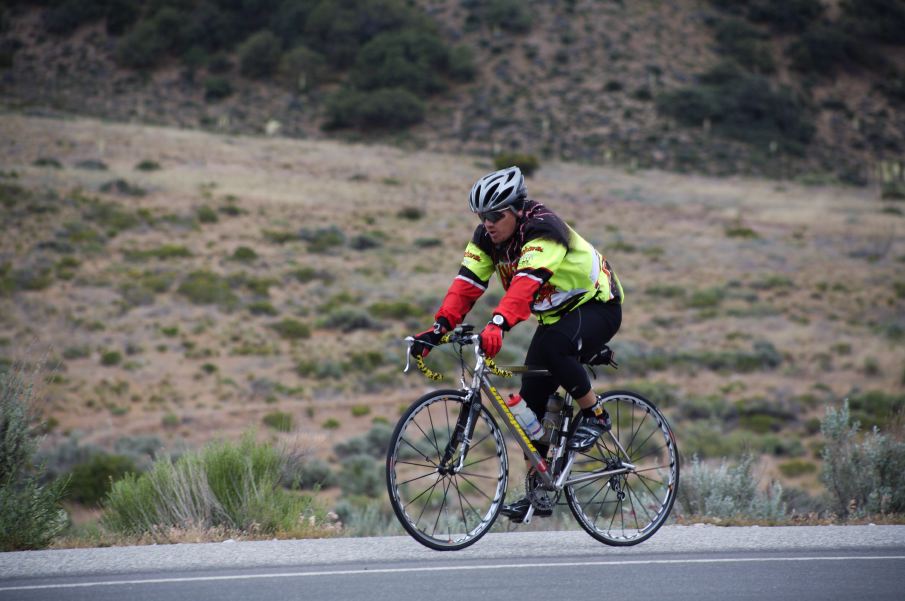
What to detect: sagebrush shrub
<box><xmin>0</xmin><ymin>366</ymin><xmax>68</xmax><ymax>550</ymax></box>
<box><xmin>103</xmin><ymin>434</ymin><xmax>316</xmax><ymax>535</ymax></box>
<box><xmin>820</xmin><ymin>402</ymin><xmax>905</xmax><ymax>516</ymax></box>
<box><xmin>334</xmin><ymin>423</ymin><xmax>392</xmax><ymax>459</ymax></box>
<box><xmin>678</xmin><ymin>454</ymin><xmax>786</xmax><ymax>521</ymax></box>
<box><xmin>338</xmin><ymin>454</ymin><xmax>383</xmax><ymax>497</ymax></box>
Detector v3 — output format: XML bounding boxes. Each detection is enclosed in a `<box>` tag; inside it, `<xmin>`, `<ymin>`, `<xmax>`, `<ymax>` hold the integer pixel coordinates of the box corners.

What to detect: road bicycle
<box><xmin>386</xmin><ymin>324</ymin><xmax>679</xmax><ymax>551</ymax></box>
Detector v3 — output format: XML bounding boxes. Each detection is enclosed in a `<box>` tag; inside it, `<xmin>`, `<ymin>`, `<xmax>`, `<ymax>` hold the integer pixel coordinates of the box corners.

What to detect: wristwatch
<box><xmin>490</xmin><ymin>314</ymin><xmax>506</xmax><ymax>328</ymax></box>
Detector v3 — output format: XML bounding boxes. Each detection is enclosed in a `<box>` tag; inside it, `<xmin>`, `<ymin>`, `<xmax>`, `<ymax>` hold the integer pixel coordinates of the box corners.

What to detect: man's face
<box><xmin>480</xmin><ymin>208</ymin><xmax>518</xmax><ymax>244</ymax></box>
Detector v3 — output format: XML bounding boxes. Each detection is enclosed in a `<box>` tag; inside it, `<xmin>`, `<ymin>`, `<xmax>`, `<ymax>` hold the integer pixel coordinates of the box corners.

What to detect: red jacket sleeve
<box><xmin>435</xmin><ymin>276</ymin><xmax>484</xmax><ymax>328</ymax></box>
<box><xmin>492</xmin><ymin>273</ymin><xmax>543</xmax><ymax>329</ymax></box>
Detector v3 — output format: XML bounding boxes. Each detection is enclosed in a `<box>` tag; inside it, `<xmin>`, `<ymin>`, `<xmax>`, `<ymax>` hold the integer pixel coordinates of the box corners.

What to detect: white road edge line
<box><xmin>2</xmin><ymin>556</ymin><xmax>904</xmax><ymax>592</ymax></box>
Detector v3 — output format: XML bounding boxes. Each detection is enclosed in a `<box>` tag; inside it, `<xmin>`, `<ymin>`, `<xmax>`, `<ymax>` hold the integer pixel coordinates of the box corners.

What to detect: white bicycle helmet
<box><xmin>468</xmin><ymin>166</ymin><xmax>527</xmax><ymax>214</ymax></box>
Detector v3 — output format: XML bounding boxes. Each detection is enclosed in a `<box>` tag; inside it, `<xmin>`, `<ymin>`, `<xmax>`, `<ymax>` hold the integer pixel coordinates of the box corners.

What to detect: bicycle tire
<box><xmin>386</xmin><ymin>389</ymin><xmax>509</xmax><ymax>551</ymax></box>
<box><xmin>565</xmin><ymin>390</ymin><xmax>679</xmax><ymax>546</ymax></box>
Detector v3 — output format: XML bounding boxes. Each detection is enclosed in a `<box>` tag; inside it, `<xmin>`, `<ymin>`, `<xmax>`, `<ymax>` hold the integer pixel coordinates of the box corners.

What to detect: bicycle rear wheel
<box><xmin>386</xmin><ymin>389</ymin><xmax>508</xmax><ymax>551</ymax></box>
<box><xmin>565</xmin><ymin>390</ymin><xmax>679</xmax><ymax>546</ymax></box>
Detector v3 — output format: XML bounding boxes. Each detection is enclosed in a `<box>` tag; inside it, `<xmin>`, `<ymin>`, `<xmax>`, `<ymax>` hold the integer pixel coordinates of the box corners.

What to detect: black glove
<box><xmin>410</xmin><ymin>317</ymin><xmax>451</xmax><ymax>357</ymax></box>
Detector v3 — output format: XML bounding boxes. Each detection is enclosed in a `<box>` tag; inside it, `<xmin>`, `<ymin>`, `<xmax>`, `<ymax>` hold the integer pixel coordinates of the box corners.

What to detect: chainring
<box><xmin>525</xmin><ymin>471</ymin><xmax>558</xmax><ymax>512</ymax></box>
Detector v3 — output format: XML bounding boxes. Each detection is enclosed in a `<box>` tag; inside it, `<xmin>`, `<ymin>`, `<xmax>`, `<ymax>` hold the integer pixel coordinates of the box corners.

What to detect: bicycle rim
<box><xmin>565</xmin><ymin>390</ymin><xmax>679</xmax><ymax>546</ymax></box>
<box><xmin>386</xmin><ymin>390</ymin><xmax>508</xmax><ymax>551</ymax></box>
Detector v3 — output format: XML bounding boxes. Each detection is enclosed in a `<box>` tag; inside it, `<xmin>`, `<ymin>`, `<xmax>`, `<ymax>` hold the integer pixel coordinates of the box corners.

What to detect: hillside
<box><xmin>1</xmin><ymin>114</ymin><xmax>903</xmax><ymax>524</ymax></box>
<box><xmin>1</xmin><ymin>0</ymin><xmax>904</xmax><ymax>183</ymax></box>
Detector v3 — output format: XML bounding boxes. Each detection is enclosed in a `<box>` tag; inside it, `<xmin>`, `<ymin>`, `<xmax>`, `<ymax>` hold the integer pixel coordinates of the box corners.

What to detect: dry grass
<box><xmin>0</xmin><ymin>113</ymin><xmax>903</xmax><ymax>495</ymax></box>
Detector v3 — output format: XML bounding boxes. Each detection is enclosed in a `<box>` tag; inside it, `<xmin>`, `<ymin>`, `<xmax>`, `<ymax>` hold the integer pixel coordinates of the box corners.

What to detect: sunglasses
<box><xmin>478</xmin><ymin>209</ymin><xmax>509</xmax><ymax>223</ymax></box>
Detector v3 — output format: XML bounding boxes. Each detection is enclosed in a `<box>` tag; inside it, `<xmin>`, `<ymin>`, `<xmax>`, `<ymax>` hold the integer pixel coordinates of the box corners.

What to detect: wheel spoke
<box><xmin>398</xmin><ymin>470</ymin><xmax>440</xmax><ymax>487</ymax></box>
<box><xmin>565</xmin><ymin>392</ymin><xmax>678</xmax><ymax>546</ymax></box>
<box><xmin>388</xmin><ymin>394</ymin><xmax>507</xmax><ymax>550</ymax></box>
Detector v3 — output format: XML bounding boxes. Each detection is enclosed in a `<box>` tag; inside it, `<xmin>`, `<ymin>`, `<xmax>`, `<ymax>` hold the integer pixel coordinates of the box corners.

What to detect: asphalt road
<box><xmin>1</xmin><ymin>527</ymin><xmax>903</xmax><ymax>601</ymax></box>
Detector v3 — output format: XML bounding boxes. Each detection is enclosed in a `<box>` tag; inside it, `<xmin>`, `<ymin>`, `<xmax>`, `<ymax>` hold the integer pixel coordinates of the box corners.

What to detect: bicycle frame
<box><xmin>395</xmin><ymin>329</ymin><xmax>679</xmax><ymax>546</ymax></box>
<box><xmin>411</xmin><ymin>335</ymin><xmax>636</xmax><ymax>521</ymax></box>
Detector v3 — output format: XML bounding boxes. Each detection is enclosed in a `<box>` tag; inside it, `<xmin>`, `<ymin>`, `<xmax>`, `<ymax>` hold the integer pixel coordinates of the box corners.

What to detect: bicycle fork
<box><xmin>438</xmin><ymin>394</ymin><xmax>482</xmax><ymax>475</ymax></box>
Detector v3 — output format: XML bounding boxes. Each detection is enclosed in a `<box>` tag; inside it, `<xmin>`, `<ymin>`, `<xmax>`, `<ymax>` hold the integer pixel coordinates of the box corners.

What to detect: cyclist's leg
<box><xmin>528</xmin><ymin>301</ymin><xmax>621</xmax><ymax>449</ymax></box>
<box><xmin>501</xmin><ymin>327</ymin><xmax>560</xmax><ymax>521</ymax></box>
<box><xmin>524</xmin><ymin>300</ymin><xmax>621</xmax><ymax>404</ymax></box>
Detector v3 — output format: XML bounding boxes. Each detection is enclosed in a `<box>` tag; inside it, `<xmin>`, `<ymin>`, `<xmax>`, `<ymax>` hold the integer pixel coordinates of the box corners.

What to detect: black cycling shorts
<box><xmin>519</xmin><ymin>299</ymin><xmax>622</xmax><ymax>416</ymax></box>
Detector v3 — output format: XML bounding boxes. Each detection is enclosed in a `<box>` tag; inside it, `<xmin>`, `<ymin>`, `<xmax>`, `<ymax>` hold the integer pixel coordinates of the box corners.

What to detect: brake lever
<box><xmin>403</xmin><ymin>336</ymin><xmax>414</xmax><ymax>373</ymax></box>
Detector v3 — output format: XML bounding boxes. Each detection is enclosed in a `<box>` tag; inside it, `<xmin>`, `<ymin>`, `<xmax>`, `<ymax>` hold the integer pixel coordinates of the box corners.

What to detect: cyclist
<box><xmin>410</xmin><ymin>166</ymin><xmax>624</xmax><ymax>521</ymax></box>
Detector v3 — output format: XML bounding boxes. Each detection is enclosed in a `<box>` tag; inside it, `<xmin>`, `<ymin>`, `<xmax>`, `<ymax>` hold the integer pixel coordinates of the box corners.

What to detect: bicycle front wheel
<box><xmin>565</xmin><ymin>390</ymin><xmax>679</xmax><ymax>546</ymax></box>
<box><xmin>386</xmin><ymin>389</ymin><xmax>508</xmax><ymax>551</ymax></box>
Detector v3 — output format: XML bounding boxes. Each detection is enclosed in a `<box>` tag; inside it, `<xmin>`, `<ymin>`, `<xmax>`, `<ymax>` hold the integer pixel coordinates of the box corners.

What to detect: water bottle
<box><xmin>540</xmin><ymin>393</ymin><xmax>565</xmax><ymax>444</ymax></box>
<box><xmin>506</xmin><ymin>394</ymin><xmax>544</xmax><ymax>440</ymax></box>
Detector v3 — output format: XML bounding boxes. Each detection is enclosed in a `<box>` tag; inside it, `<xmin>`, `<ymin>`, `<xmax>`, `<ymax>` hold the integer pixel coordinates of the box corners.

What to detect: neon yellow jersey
<box><xmin>457</xmin><ymin>220</ymin><xmax>623</xmax><ymax>326</ymax></box>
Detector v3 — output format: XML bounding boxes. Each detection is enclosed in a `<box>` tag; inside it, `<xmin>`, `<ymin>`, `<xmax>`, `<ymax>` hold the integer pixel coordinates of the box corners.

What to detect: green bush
<box><xmin>65</xmin><ymin>453</ymin><xmax>137</xmax><ymax>506</ymax></box>
<box><xmin>105</xmin><ymin>0</ymin><xmax>142</xmax><ymax>35</ymax></box>
<box><xmin>821</xmin><ymin>401</ymin><xmax>905</xmax><ymax>516</ymax></box>
<box><xmin>846</xmin><ymin>390</ymin><xmax>905</xmax><ymax>430</ymax></box>
<box><xmin>448</xmin><ymin>45</ymin><xmax>476</xmax><ymax>81</ymax></box>
<box><xmin>33</xmin><ymin>157</ymin><xmax>62</xmax><ymax>169</ymax></box>
<box><xmin>270</xmin><ymin>318</ymin><xmax>311</xmax><ymax>340</ymax></box>
<box><xmin>840</xmin><ymin>0</ymin><xmax>905</xmax><ymax>45</ymax></box>
<box><xmin>351</xmin><ymin>29</ymin><xmax>448</xmax><ymax>95</ymax></box>
<box><xmin>116</xmin><ymin>19</ymin><xmax>168</xmax><ymax>70</ymax></box>
<box><xmin>493</xmin><ymin>152</ymin><xmax>540</xmax><ymax>177</ymax></box>
<box><xmin>231</xmin><ymin>246</ymin><xmax>258</xmax><ymax>262</ymax></box>
<box><xmin>100</xmin><ymin>179</ymin><xmax>146</xmax><ymax>197</ymax></box>
<box><xmin>283</xmin><ymin>457</ymin><xmax>336</xmax><ymax>490</ymax></box>
<box><xmin>135</xmin><ymin>160</ymin><xmax>161</xmax><ymax>171</ymax></box>
<box><xmin>297</xmin><ymin>225</ymin><xmax>345</xmax><ymax>252</ymax></box>
<box><xmin>103</xmin><ymin>434</ymin><xmax>317</xmax><ymax>535</ymax></box>
<box><xmin>291</xmin><ymin>267</ymin><xmax>332</xmax><ymax>283</ymax></box>
<box><xmin>645</xmin><ymin>284</ymin><xmax>686</xmax><ymax>299</ymax></box>
<box><xmin>81</xmin><ymin>198</ymin><xmax>142</xmax><ymax>234</ymax></box>
<box><xmin>787</xmin><ymin>25</ymin><xmax>871</xmax><ymax>76</ymax></box>
<box><xmin>334</xmin><ymin>424</ymin><xmax>392</xmax><ymax>459</ymax></box>
<box><xmin>42</xmin><ymin>0</ymin><xmax>105</xmax><ymax>36</ymax></box>
<box><xmin>325</xmin><ymin>87</ymin><xmax>425</xmax><ymax>130</ymax></box>
<box><xmin>1</xmin><ymin>367</ymin><xmax>68</xmax><ymax>550</ymax></box>
<box><xmin>656</xmin><ymin>64</ymin><xmax>815</xmax><ymax>153</ymax></box>
<box><xmin>125</xmin><ymin>244</ymin><xmax>192</xmax><ymax>261</ymax></box>
<box><xmin>247</xmin><ymin>300</ymin><xmax>278</xmax><ymax>316</ymax></box>
<box><xmin>321</xmin><ymin>308</ymin><xmax>382</xmax><ymax>332</ymax></box>
<box><xmin>262</xmin><ymin>230</ymin><xmax>298</xmax><ymax>244</ymax></box>
<box><xmin>747</xmin><ymin>0</ymin><xmax>824</xmax><ymax>33</ymax></box>
<box><xmin>686</xmin><ymin>286</ymin><xmax>726</xmax><ymax>309</ymax></box>
<box><xmin>338</xmin><ymin>454</ymin><xmax>383</xmax><ymax>497</ymax></box>
<box><xmin>204</xmin><ymin>77</ymin><xmax>233</xmax><ymax>102</ymax></box>
<box><xmin>397</xmin><ymin>206</ymin><xmax>423</xmax><ymax>220</ymax></box>
<box><xmin>177</xmin><ymin>270</ymin><xmax>239</xmax><ymax>308</ymax></box>
<box><xmin>369</xmin><ymin>301</ymin><xmax>425</xmax><ymax>320</ymax></box>
<box><xmin>303</xmin><ymin>0</ymin><xmax>414</xmax><ymax>68</ymax></box>
<box><xmin>262</xmin><ymin>411</ymin><xmax>293</xmax><ymax>432</ymax></box>
<box><xmin>711</xmin><ymin>18</ymin><xmax>775</xmax><ymax>73</ymax></box>
<box><xmin>278</xmin><ymin>45</ymin><xmax>327</xmax><ymax>90</ymax></box>
<box><xmin>0</xmin><ymin>183</ymin><xmax>28</xmax><ymax>209</ymax></box>
<box><xmin>197</xmin><ymin>205</ymin><xmax>219</xmax><ymax>223</ymax></box>
<box><xmin>678</xmin><ymin>455</ymin><xmax>786</xmax><ymax>521</ymax></box>
<box><xmin>468</xmin><ymin>0</ymin><xmax>532</xmax><ymax>33</ymax></box>
<box><xmin>100</xmin><ymin>350</ymin><xmax>122</xmax><ymax>366</ymax></box>
<box><xmin>238</xmin><ymin>30</ymin><xmax>283</xmax><ymax>78</ymax></box>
